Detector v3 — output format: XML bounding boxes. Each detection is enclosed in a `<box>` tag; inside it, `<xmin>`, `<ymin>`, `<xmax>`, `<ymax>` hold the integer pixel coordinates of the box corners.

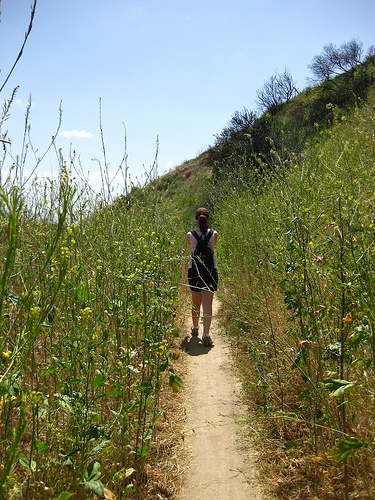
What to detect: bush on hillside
<box><xmin>256</xmin><ymin>68</ymin><xmax>298</xmax><ymax>113</ymax></box>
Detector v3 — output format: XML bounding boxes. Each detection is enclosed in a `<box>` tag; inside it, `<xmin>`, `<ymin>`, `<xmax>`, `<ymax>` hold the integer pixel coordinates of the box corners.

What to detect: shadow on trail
<box><xmin>179</xmin><ymin>335</ymin><xmax>214</xmax><ymax>356</ymax></box>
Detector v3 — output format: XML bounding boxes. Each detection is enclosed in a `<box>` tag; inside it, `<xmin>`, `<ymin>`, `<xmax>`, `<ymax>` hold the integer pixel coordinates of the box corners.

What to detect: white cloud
<box><xmin>89</xmin><ymin>170</ymin><xmax>104</xmax><ymax>181</ymax></box>
<box><xmin>60</xmin><ymin>130</ymin><xmax>94</xmax><ymax>139</ymax></box>
<box><xmin>89</xmin><ymin>168</ymin><xmax>126</xmax><ymax>186</ymax></box>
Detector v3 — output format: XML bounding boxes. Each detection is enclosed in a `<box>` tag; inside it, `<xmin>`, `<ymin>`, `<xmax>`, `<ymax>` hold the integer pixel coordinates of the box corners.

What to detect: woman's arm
<box><xmin>213</xmin><ymin>230</ymin><xmax>218</xmax><ymax>246</ymax></box>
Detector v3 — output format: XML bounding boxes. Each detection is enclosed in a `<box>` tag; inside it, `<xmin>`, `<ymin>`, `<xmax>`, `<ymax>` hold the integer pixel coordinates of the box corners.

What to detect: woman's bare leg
<box><xmin>191</xmin><ymin>290</ymin><xmax>202</xmax><ymax>328</ymax></box>
<box><xmin>201</xmin><ymin>289</ymin><xmax>214</xmax><ymax>336</ymax></box>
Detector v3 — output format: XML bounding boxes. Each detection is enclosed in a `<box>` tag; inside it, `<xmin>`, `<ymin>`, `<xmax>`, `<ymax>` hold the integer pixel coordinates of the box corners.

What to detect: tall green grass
<box><xmin>0</xmin><ymin>96</ymin><xmax>185</xmax><ymax>499</ymax></box>
<box><xmin>214</xmin><ymin>92</ymin><xmax>375</xmax><ymax>499</ymax></box>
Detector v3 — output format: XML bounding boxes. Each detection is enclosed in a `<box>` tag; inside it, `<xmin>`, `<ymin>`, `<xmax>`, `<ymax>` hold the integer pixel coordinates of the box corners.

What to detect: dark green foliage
<box><xmin>207</xmin><ymin>109</ymin><xmax>295</xmax><ymax>185</ymax></box>
<box><xmin>213</xmin><ymin>107</ymin><xmax>257</xmax><ymax>145</ymax></box>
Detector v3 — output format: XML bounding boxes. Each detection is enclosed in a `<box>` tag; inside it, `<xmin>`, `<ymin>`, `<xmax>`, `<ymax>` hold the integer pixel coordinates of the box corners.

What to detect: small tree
<box><xmin>214</xmin><ymin>107</ymin><xmax>256</xmax><ymax>145</ymax></box>
<box><xmin>256</xmin><ymin>68</ymin><xmax>298</xmax><ymax>112</ymax></box>
<box><xmin>308</xmin><ymin>39</ymin><xmax>373</xmax><ymax>83</ymax></box>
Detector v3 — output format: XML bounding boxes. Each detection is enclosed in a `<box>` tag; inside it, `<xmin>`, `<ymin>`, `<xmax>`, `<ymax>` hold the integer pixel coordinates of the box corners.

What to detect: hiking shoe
<box><xmin>202</xmin><ymin>335</ymin><xmax>213</xmax><ymax>346</ymax></box>
<box><xmin>191</xmin><ymin>326</ymin><xmax>199</xmax><ymax>337</ymax></box>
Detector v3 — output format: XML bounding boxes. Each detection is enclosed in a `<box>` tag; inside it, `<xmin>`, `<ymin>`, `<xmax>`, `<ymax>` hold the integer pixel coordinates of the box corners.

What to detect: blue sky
<box><xmin>1</xmin><ymin>0</ymin><xmax>374</xmax><ymax>194</ymax></box>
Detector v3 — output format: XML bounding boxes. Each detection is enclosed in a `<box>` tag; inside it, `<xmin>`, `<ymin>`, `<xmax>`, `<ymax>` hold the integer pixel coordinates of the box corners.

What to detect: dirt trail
<box><xmin>178</xmin><ymin>298</ymin><xmax>262</xmax><ymax>500</ymax></box>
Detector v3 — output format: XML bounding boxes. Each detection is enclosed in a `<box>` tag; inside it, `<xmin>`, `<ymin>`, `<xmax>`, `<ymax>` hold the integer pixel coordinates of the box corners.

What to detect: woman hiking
<box><xmin>187</xmin><ymin>207</ymin><xmax>218</xmax><ymax>346</ymax></box>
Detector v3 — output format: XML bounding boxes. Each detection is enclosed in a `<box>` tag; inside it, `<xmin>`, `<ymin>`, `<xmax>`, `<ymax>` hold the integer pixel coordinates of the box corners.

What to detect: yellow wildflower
<box><xmin>82</xmin><ymin>307</ymin><xmax>92</xmax><ymax>317</ymax></box>
<box><xmin>61</xmin><ymin>246</ymin><xmax>71</xmax><ymax>259</ymax></box>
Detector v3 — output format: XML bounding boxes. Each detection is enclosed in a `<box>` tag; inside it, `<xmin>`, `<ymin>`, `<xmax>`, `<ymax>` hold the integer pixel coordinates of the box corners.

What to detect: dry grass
<box><xmin>218</xmin><ymin>292</ymin><xmax>375</xmax><ymax>500</ymax></box>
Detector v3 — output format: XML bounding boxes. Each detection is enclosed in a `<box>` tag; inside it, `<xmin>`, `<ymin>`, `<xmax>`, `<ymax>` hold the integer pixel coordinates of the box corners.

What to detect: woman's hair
<box><xmin>195</xmin><ymin>207</ymin><xmax>209</xmax><ymax>234</ymax></box>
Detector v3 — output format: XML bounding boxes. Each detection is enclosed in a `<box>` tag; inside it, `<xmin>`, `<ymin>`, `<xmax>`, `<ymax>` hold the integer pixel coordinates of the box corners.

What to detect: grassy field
<box><xmin>0</xmin><ymin>104</ymin><xmax>191</xmax><ymax>498</ymax></box>
<box><xmin>213</xmin><ymin>90</ymin><xmax>375</xmax><ymax>499</ymax></box>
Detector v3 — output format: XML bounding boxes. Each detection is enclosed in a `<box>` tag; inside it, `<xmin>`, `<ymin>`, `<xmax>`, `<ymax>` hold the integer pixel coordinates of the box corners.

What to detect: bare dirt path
<box><xmin>177</xmin><ymin>298</ymin><xmax>262</xmax><ymax>500</ymax></box>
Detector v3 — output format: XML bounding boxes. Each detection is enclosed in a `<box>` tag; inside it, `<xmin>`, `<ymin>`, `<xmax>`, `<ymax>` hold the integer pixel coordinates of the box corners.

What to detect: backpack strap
<box><xmin>190</xmin><ymin>229</ymin><xmax>201</xmax><ymax>243</ymax></box>
<box><xmin>206</xmin><ymin>229</ymin><xmax>214</xmax><ymax>242</ymax></box>
<box><xmin>191</xmin><ymin>229</ymin><xmax>213</xmax><ymax>243</ymax></box>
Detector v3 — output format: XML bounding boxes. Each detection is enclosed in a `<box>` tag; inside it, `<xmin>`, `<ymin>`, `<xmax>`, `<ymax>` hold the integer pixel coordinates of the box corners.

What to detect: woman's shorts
<box><xmin>188</xmin><ymin>266</ymin><xmax>218</xmax><ymax>292</ymax></box>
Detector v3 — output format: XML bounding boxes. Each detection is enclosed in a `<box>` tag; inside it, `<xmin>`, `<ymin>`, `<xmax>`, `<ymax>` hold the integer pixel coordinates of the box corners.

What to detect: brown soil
<box><xmin>177</xmin><ymin>298</ymin><xmax>263</xmax><ymax>500</ymax></box>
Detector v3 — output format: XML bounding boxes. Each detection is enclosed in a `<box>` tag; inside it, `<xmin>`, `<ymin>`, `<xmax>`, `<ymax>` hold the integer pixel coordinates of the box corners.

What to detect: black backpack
<box><xmin>191</xmin><ymin>229</ymin><xmax>215</xmax><ymax>273</ymax></box>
